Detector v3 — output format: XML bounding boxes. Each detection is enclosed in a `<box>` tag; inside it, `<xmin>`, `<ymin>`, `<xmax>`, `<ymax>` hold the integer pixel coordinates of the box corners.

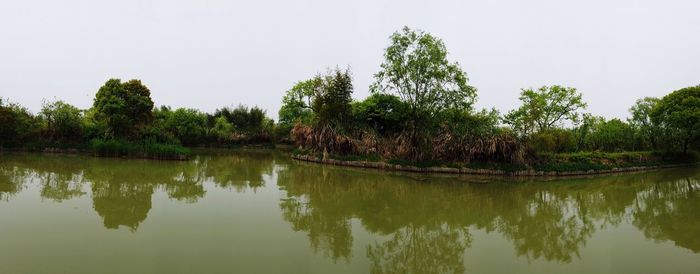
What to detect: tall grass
<box><xmin>89</xmin><ymin>139</ymin><xmax>190</xmax><ymax>160</ymax></box>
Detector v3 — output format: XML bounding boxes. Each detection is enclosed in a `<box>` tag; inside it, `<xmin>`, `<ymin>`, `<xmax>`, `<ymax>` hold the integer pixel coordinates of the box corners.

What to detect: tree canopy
<box><xmin>505</xmin><ymin>85</ymin><xmax>587</xmax><ymax>136</ymax></box>
<box><xmin>312</xmin><ymin>68</ymin><xmax>354</xmax><ymax>129</ymax></box>
<box><xmin>93</xmin><ymin>79</ymin><xmax>154</xmax><ymax>139</ymax></box>
<box><xmin>628</xmin><ymin>97</ymin><xmax>661</xmax><ymax>149</ymax></box>
<box><xmin>651</xmin><ymin>85</ymin><xmax>700</xmax><ymax>152</ymax></box>
<box><xmin>278</xmin><ymin>77</ymin><xmax>320</xmax><ymax>129</ymax></box>
<box><xmin>372</xmin><ymin>26</ymin><xmax>477</xmax><ymax>126</ymax></box>
<box><xmin>39</xmin><ymin>100</ymin><xmax>83</xmax><ymax>143</ymax></box>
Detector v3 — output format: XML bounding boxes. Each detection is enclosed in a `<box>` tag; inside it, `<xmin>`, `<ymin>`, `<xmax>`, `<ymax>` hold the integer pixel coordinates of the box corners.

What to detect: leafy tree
<box><xmin>215</xmin><ymin>105</ymin><xmax>273</xmax><ymax>140</ymax></box>
<box><xmin>0</xmin><ymin>98</ymin><xmax>41</xmax><ymax>146</ymax></box>
<box><xmin>505</xmin><ymin>85</ymin><xmax>587</xmax><ymax>136</ymax></box>
<box><xmin>651</xmin><ymin>85</ymin><xmax>700</xmax><ymax>153</ymax></box>
<box><xmin>372</xmin><ymin>26</ymin><xmax>477</xmax><ymax>128</ymax></box>
<box><xmin>211</xmin><ymin>116</ymin><xmax>234</xmax><ymax>142</ymax></box>
<box><xmin>39</xmin><ymin>100</ymin><xmax>84</xmax><ymax>143</ymax></box>
<box><xmin>572</xmin><ymin>113</ymin><xmax>599</xmax><ymax>151</ymax></box>
<box><xmin>312</xmin><ymin>68</ymin><xmax>354</xmax><ymax>129</ymax></box>
<box><xmin>143</xmin><ymin>106</ymin><xmax>180</xmax><ymax>145</ymax></box>
<box><xmin>278</xmin><ymin>78</ymin><xmax>319</xmax><ymax>129</ymax></box>
<box><xmin>165</xmin><ymin>108</ymin><xmax>208</xmax><ymax>145</ymax></box>
<box><xmin>628</xmin><ymin>97</ymin><xmax>661</xmax><ymax>150</ymax></box>
<box><xmin>93</xmin><ymin>79</ymin><xmax>154</xmax><ymax>139</ymax></box>
<box><xmin>352</xmin><ymin>93</ymin><xmax>410</xmax><ymax>136</ymax></box>
<box><xmin>587</xmin><ymin>118</ymin><xmax>635</xmax><ymax>152</ymax></box>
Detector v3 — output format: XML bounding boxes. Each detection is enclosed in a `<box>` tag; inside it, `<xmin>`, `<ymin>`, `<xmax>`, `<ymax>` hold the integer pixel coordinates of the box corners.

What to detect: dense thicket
<box><xmin>0</xmin><ymin>79</ymin><xmax>277</xmax><ymax>154</ymax></box>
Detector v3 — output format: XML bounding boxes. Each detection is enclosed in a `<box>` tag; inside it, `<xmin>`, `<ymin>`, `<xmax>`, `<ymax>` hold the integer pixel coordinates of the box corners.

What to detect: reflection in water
<box><xmin>632</xmin><ymin>178</ymin><xmax>700</xmax><ymax>252</ymax></box>
<box><xmin>276</xmin><ymin>162</ymin><xmax>700</xmax><ymax>272</ymax></box>
<box><xmin>0</xmin><ymin>151</ymin><xmax>277</xmax><ymax>230</ymax></box>
<box><xmin>0</xmin><ymin>151</ymin><xmax>699</xmax><ymax>272</ymax></box>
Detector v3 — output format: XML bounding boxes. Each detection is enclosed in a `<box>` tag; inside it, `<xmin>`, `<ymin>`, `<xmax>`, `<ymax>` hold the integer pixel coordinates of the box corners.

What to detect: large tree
<box><xmin>371</xmin><ymin>26</ymin><xmax>477</xmax><ymax>129</ymax></box>
<box><xmin>628</xmin><ymin>97</ymin><xmax>661</xmax><ymax>149</ymax></box>
<box><xmin>651</xmin><ymin>85</ymin><xmax>700</xmax><ymax>153</ymax></box>
<box><xmin>504</xmin><ymin>85</ymin><xmax>587</xmax><ymax>136</ymax></box>
<box><xmin>93</xmin><ymin>79</ymin><xmax>154</xmax><ymax>139</ymax></box>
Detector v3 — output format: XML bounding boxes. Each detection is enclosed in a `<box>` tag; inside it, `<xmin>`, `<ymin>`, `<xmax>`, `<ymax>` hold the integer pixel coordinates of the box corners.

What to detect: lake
<box><xmin>1</xmin><ymin>150</ymin><xmax>698</xmax><ymax>274</ymax></box>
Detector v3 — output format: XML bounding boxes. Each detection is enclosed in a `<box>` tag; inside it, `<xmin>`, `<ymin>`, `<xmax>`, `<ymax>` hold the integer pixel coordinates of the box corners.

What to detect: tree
<box><xmin>211</xmin><ymin>116</ymin><xmax>234</xmax><ymax>142</ymax></box>
<box><xmin>628</xmin><ymin>97</ymin><xmax>661</xmax><ymax>150</ymax></box>
<box><xmin>0</xmin><ymin>98</ymin><xmax>41</xmax><ymax>146</ymax></box>
<box><xmin>587</xmin><ymin>118</ymin><xmax>635</xmax><ymax>152</ymax></box>
<box><xmin>165</xmin><ymin>108</ymin><xmax>208</xmax><ymax>145</ymax></box>
<box><xmin>505</xmin><ymin>85</ymin><xmax>587</xmax><ymax>136</ymax></box>
<box><xmin>352</xmin><ymin>93</ymin><xmax>410</xmax><ymax>135</ymax></box>
<box><xmin>372</xmin><ymin>27</ymin><xmax>477</xmax><ymax>128</ymax></box>
<box><xmin>278</xmin><ymin>77</ymin><xmax>320</xmax><ymax>129</ymax></box>
<box><xmin>651</xmin><ymin>85</ymin><xmax>700</xmax><ymax>153</ymax></box>
<box><xmin>39</xmin><ymin>100</ymin><xmax>84</xmax><ymax>143</ymax></box>
<box><xmin>93</xmin><ymin>79</ymin><xmax>154</xmax><ymax>139</ymax></box>
<box><xmin>312</xmin><ymin>68</ymin><xmax>354</xmax><ymax>129</ymax></box>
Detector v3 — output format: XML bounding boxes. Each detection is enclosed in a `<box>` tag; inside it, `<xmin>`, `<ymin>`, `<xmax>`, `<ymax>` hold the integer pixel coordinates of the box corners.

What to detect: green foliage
<box><xmin>436</xmin><ymin>108</ymin><xmax>501</xmax><ymax>137</ymax></box>
<box><xmin>0</xmin><ymin>98</ymin><xmax>41</xmax><ymax>147</ymax></box>
<box><xmin>585</xmin><ymin>118</ymin><xmax>635</xmax><ymax>152</ymax></box>
<box><xmin>93</xmin><ymin>79</ymin><xmax>154</xmax><ymax>139</ymax></box>
<box><xmin>352</xmin><ymin>93</ymin><xmax>410</xmax><ymax>135</ymax></box>
<box><xmin>529</xmin><ymin>128</ymin><xmax>577</xmax><ymax>153</ymax></box>
<box><xmin>165</xmin><ymin>108</ymin><xmax>208</xmax><ymax>146</ymax></box>
<box><xmin>215</xmin><ymin>105</ymin><xmax>271</xmax><ymax>135</ymax></box>
<box><xmin>278</xmin><ymin>78</ymin><xmax>318</xmax><ymax>129</ymax></box>
<box><xmin>628</xmin><ymin>97</ymin><xmax>661</xmax><ymax>149</ymax></box>
<box><xmin>312</xmin><ymin>68</ymin><xmax>354</xmax><ymax>129</ymax></box>
<box><xmin>211</xmin><ymin>116</ymin><xmax>234</xmax><ymax>142</ymax></box>
<box><xmin>372</xmin><ymin>26</ymin><xmax>477</xmax><ymax>127</ymax></box>
<box><xmin>651</xmin><ymin>85</ymin><xmax>700</xmax><ymax>153</ymax></box>
<box><xmin>533</xmin><ymin>151</ymin><xmax>696</xmax><ymax>172</ymax></box>
<box><xmin>39</xmin><ymin>100</ymin><xmax>84</xmax><ymax>143</ymax></box>
<box><xmin>505</xmin><ymin>85</ymin><xmax>587</xmax><ymax>136</ymax></box>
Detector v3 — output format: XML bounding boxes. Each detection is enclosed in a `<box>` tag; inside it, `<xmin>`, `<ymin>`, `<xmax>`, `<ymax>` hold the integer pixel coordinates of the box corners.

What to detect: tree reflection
<box><xmin>367</xmin><ymin>225</ymin><xmax>470</xmax><ymax>274</ymax></box>
<box><xmin>0</xmin><ymin>151</ymin><xmax>279</xmax><ymax>231</ymax></box>
<box><xmin>200</xmin><ymin>150</ymin><xmax>276</xmax><ymax>192</ymax></box>
<box><xmin>277</xmin><ymin>161</ymin><xmax>700</xmax><ymax>271</ymax></box>
<box><xmin>632</xmin><ymin>177</ymin><xmax>700</xmax><ymax>253</ymax></box>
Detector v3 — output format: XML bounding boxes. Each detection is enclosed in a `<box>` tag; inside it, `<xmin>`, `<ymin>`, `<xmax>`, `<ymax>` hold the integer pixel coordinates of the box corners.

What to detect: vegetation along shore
<box><xmin>1</xmin><ymin>27</ymin><xmax>699</xmax><ymax>173</ymax></box>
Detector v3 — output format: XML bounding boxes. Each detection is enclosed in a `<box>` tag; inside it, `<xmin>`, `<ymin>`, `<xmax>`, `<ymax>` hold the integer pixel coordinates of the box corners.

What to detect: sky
<box><xmin>1</xmin><ymin>0</ymin><xmax>699</xmax><ymax>121</ymax></box>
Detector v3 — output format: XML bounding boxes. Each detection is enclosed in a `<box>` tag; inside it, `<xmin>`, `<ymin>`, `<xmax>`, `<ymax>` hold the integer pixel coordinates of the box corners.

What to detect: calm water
<box><xmin>1</xmin><ymin>151</ymin><xmax>699</xmax><ymax>274</ymax></box>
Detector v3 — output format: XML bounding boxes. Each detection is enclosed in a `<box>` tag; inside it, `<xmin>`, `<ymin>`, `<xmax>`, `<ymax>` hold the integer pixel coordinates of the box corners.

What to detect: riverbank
<box><xmin>1</xmin><ymin>140</ymin><xmax>191</xmax><ymax>161</ymax></box>
<box><xmin>292</xmin><ymin>151</ymin><xmax>699</xmax><ymax>177</ymax></box>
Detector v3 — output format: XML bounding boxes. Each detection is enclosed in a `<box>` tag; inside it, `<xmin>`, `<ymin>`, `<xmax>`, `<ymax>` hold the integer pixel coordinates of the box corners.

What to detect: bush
<box><xmin>352</xmin><ymin>93</ymin><xmax>409</xmax><ymax>135</ymax></box>
<box><xmin>529</xmin><ymin>128</ymin><xmax>576</xmax><ymax>153</ymax></box>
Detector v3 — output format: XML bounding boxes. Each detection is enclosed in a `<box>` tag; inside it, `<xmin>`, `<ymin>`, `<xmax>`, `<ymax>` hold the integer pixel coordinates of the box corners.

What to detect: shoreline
<box><xmin>0</xmin><ymin>147</ymin><xmax>189</xmax><ymax>161</ymax></box>
<box><xmin>292</xmin><ymin>154</ymin><xmax>699</xmax><ymax>177</ymax></box>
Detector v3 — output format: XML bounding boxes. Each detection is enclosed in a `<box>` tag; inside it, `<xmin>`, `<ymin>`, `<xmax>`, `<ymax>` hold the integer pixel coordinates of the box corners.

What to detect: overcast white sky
<box><xmin>1</xmin><ymin>0</ymin><xmax>698</xmax><ymax>120</ymax></box>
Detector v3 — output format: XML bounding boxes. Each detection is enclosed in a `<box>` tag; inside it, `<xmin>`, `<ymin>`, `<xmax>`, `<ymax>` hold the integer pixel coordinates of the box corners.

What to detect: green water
<box><xmin>0</xmin><ymin>151</ymin><xmax>698</xmax><ymax>274</ymax></box>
